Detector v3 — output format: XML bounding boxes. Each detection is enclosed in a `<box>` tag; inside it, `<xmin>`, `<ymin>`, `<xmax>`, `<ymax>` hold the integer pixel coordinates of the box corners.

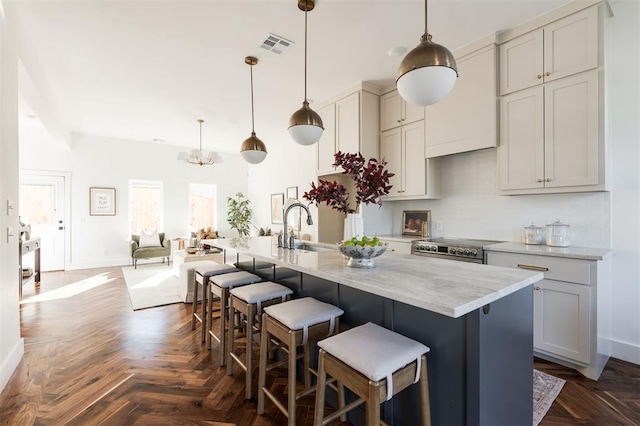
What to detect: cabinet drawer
<box><xmin>21</xmin><ymin>242</ymin><xmax>33</xmax><ymax>255</ymax></box>
<box><xmin>383</xmin><ymin>240</ymin><xmax>411</xmax><ymax>255</ymax></box>
<box><xmin>486</xmin><ymin>251</ymin><xmax>592</xmax><ymax>285</ymax></box>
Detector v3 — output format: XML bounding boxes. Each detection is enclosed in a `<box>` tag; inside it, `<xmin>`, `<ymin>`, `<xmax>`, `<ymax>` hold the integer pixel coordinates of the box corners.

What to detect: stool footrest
<box><xmin>261</xmin><ymin>387</ymin><xmax>288</xmax><ymax>417</ymax></box>
<box><xmin>323</xmin><ymin>397</ymin><xmax>365</xmax><ymax>425</ymax></box>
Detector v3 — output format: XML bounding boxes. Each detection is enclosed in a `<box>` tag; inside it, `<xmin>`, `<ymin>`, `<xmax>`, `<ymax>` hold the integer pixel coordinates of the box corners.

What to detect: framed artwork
<box><xmin>90</xmin><ymin>187</ymin><xmax>116</xmax><ymax>216</ymax></box>
<box><xmin>402</xmin><ymin>210</ymin><xmax>431</xmax><ymax>236</ymax></box>
<box><xmin>286</xmin><ymin>186</ymin><xmax>298</xmax><ymax>200</ymax></box>
<box><xmin>271</xmin><ymin>193</ymin><xmax>284</xmax><ymax>224</ymax></box>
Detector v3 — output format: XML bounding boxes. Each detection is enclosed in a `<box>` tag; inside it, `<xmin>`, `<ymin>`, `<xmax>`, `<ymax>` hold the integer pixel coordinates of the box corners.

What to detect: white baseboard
<box><xmin>0</xmin><ymin>338</ymin><xmax>24</xmax><ymax>395</ymax></box>
<box><xmin>611</xmin><ymin>338</ymin><xmax>640</xmax><ymax>365</ymax></box>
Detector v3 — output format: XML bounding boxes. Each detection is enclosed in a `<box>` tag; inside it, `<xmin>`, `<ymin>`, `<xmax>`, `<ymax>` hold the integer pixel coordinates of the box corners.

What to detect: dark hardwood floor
<box><xmin>0</xmin><ymin>266</ymin><xmax>638</xmax><ymax>425</ymax></box>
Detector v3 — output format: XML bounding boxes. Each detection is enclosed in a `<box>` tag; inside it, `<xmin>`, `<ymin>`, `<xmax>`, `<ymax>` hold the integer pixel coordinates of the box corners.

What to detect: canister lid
<box><xmin>524</xmin><ymin>222</ymin><xmax>542</xmax><ymax>230</ymax></box>
<box><xmin>546</xmin><ymin>218</ymin><xmax>570</xmax><ymax>227</ymax></box>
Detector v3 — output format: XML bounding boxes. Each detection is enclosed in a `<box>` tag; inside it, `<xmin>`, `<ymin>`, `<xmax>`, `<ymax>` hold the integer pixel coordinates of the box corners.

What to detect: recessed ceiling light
<box><xmin>387</xmin><ymin>46</ymin><xmax>407</xmax><ymax>57</ymax></box>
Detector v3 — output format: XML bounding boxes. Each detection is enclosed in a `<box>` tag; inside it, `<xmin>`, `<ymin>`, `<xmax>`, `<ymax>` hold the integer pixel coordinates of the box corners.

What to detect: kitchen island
<box><xmin>205</xmin><ymin>237</ymin><xmax>543</xmax><ymax>425</ymax></box>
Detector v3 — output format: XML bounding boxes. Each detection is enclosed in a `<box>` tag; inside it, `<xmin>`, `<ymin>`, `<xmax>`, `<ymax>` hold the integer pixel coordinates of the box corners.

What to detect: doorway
<box><xmin>19</xmin><ymin>173</ymin><xmax>69</xmax><ymax>271</ymax></box>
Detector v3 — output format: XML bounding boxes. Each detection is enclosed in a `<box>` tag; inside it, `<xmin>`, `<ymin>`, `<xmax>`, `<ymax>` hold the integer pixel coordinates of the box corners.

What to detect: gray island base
<box><xmin>205</xmin><ymin>237</ymin><xmax>543</xmax><ymax>425</ymax></box>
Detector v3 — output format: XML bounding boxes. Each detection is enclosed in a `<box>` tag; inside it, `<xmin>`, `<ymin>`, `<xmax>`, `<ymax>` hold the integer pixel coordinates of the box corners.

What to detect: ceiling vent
<box><xmin>259</xmin><ymin>33</ymin><xmax>294</xmax><ymax>55</ymax></box>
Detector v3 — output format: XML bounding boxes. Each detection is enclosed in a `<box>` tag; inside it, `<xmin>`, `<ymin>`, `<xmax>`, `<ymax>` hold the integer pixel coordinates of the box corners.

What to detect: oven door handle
<box><xmin>517</xmin><ymin>263</ymin><xmax>548</xmax><ymax>272</ymax></box>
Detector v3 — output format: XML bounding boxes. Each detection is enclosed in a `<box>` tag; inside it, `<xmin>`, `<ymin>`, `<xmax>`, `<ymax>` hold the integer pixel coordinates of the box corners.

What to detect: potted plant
<box><xmin>226</xmin><ymin>192</ymin><xmax>252</xmax><ymax>238</ymax></box>
<box><xmin>303</xmin><ymin>151</ymin><xmax>394</xmax><ymax>239</ymax></box>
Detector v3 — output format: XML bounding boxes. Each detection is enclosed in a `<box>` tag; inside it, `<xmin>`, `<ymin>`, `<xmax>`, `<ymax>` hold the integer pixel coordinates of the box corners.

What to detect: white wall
<box><xmin>606</xmin><ymin>0</ymin><xmax>640</xmax><ymax>365</ymax></box>
<box><xmin>19</xmin><ymin>133</ymin><xmax>249</xmax><ymax>269</ymax></box>
<box><xmin>0</xmin><ymin>0</ymin><xmax>25</xmax><ymax>394</ymax></box>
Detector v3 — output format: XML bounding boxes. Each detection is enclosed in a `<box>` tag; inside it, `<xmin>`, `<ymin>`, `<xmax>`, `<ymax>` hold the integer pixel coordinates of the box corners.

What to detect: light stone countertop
<box><xmin>484</xmin><ymin>242</ymin><xmax>611</xmax><ymax>261</ymax></box>
<box><xmin>205</xmin><ymin>237</ymin><xmax>543</xmax><ymax>319</ymax></box>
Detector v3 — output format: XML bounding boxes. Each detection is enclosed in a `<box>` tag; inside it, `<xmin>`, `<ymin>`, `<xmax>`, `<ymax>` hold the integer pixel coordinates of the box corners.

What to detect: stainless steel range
<box><xmin>411</xmin><ymin>238</ymin><xmax>503</xmax><ymax>264</ymax></box>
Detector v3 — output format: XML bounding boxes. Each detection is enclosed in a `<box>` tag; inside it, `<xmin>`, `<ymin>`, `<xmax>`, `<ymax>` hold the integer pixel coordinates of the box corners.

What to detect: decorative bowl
<box><xmin>186</xmin><ymin>247</ymin><xmax>198</xmax><ymax>254</ymax></box>
<box><xmin>338</xmin><ymin>242</ymin><xmax>387</xmax><ymax>268</ymax></box>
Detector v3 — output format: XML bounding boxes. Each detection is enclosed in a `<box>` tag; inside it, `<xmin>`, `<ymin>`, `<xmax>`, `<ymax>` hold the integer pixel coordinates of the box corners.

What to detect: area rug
<box><xmin>122</xmin><ymin>264</ymin><xmax>181</xmax><ymax>310</ymax></box>
<box><xmin>533</xmin><ymin>369</ymin><xmax>566</xmax><ymax>426</ymax></box>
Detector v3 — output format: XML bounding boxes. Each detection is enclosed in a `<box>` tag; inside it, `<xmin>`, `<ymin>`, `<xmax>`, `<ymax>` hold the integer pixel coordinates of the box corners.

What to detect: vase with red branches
<box><xmin>303</xmin><ymin>151</ymin><xmax>394</xmax><ymax>214</ymax></box>
<box><xmin>303</xmin><ymin>151</ymin><xmax>394</xmax><ymax>240</ymax></box>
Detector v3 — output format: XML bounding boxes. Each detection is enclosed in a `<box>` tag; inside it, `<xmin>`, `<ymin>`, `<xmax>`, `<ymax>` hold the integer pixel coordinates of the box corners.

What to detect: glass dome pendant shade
<box><xmin>240</xmin><ymin>56</ymin><xmax>268</xmax><ymax>164</ymax></box>
<box><xmin>396</xmin><ymin>0</ymin><xmax>458</xmax><ymax>106</ymax></box>
<box><xmin>288</xmin><ymin>0</ymin><xmax>323</xmax><ymax>146</ymax></box>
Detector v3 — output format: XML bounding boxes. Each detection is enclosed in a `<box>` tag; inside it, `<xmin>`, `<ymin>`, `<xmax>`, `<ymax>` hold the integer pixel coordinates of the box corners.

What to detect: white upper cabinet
<box><xmin>380</xmin><ymin>120</ymin><xmax>441</xmax><ymax>200</ymax></box>
<box><xmin>498</xmin><ymin>4</ymin><xmax>606</xmax><ymax>195</ymax></box>
<box><xmin>316</xmin><ymin>84</ymin><xmax>380</xmax><ymax>176</ymax></box>
<box><xmin>380</xmin><ymin>90</ymin><xmax>425</xmax><ymax>132</ymax></box>
<box><xmin>426</xmin><ymin>44</ymin><xmax>497</xmax><ymax>158</ymax></box>
<box><xmin>316</xmin><ymin>104</ymin><xmax>337</xmax><ymax>175</ymax></box>
<box><xmin>500</xmin><ymin>7</ymin><xmax>599</xmax><ymax>96</ymax></box>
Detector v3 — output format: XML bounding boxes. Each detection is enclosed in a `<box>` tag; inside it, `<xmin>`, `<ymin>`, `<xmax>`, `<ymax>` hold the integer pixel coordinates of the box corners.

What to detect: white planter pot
<box><xmin>343</xmin><ymin>213</ymin><xmax>364</xmax><ymax>241</ymax></box>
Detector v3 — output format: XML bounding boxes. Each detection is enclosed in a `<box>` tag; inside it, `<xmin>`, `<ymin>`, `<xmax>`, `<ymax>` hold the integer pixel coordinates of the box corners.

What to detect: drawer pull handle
<box><xmin>517</xmin><ymin>263</ymin><xmax>548</xmax><ymax>272</ymax></box>
<box><xmin>537</xmin><ymin>74</ymin><xmax>543</xmax><ymax>79</ymax></box>
<box><xmin>534</xmin><ymin>286</ymin><xmax>541</xmax><ymax>291</ymax></box>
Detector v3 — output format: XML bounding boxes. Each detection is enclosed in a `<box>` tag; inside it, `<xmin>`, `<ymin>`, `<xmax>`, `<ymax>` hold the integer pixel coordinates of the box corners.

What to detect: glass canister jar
<box><xmin>546</xmin><ymin>219</ymin><xmax>570</xmax><ymax>247</ymax></box>
<box><xmin>524</xmin><ymin>223</ymin><xmax>544</xmax><ymax>245</ymax></box>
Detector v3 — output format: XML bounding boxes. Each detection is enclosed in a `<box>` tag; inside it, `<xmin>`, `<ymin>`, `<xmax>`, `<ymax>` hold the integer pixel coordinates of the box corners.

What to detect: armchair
<box><xmin>130</xmin><ymin>232</ymin><xmax>171</xmax><ymax>269</ymax></box>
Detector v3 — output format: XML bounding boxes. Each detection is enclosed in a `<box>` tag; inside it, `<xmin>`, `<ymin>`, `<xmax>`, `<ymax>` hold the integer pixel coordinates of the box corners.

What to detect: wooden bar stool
<box><xmin>257</xmin><ymin>297</ymin><xmax>344</xmax><ymax>426</ymax></box>
<box><xmin>227</xmin><ymin>281</ymin><xmax>293</xmax><ymax>399</ymax></box>
<box><xmin>207</xmin><ymin>271</ymin><xmax>262</xmax><ymax>366</ymax></box>
<box><xmin>314</xmin><ymin>322</ymin><xmax>431</xmax><ymax>426</ymax></box>
<box><xmin>191</xmin><ymin>263</ymin><xmax>239</xmax><ymax>343</ymax></box>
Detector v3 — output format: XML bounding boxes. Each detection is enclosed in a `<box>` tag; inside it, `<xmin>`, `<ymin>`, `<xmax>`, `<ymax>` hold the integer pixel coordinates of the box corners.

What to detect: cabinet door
<box><xmin>544</xmin><ymin>7</ymin><xmax>599</xmax><ymax>83</ymax></box>
<box><xmin>499</xmin><ymin>29</ymin><xmax>543</xmax><ymax>95</ymax></box>
<box><xmin>380</xmin><ymin>90</ymin><xmax>402</xmax><ymax>131</ymax></box>
<box><xmin>336</xmin><ymin>92</ymin><xmax>360</xmax><ymax>155</ymax></box>
<box><xmin>534</xmin><ymin>279</ymin><xmax>591</xmax><ymax>364</ymax></box>
<box><xmin>402</xmin><ymin>121</ymin><xmax>426</xmax><ymax>196</ymax></box>
<box><xmin>402</xmin><ymin>97</ymin><xmax>425</xmax><ymax>125</ymax></box>
<box><xmin>383</xmin><ymin>240</ymin><xmax>411</xmax><ymax>255</ymax></box>
<box><xmin>379</xmin><ymin>128</ymin><xmax>403</xmax><ymax>196</ymax></box>
<box><xmin>544</xmin><ymin>71</ymin><xmax>599</xmax><ymax>188</ymax></box>
<box><xmin>427</xmin><ymin>46</ymin><xmax>497</xmax><ymax>158</ymax></box>
<box><xmin>498</xmin><ymin>86</ymin><xmax>544</xmax><ymax>190</ymax></box>
<box><xmin>316</xmin><ymin>104</ymin><xmax>336</xmax><ymax>175</ymax></box>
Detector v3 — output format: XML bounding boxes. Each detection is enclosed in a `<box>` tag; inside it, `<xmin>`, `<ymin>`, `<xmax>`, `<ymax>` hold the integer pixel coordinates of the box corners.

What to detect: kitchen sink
<box><xmin>293</xmin><ymin>242</ymin><xmax>335</xmax><ymax>252</ymax></box>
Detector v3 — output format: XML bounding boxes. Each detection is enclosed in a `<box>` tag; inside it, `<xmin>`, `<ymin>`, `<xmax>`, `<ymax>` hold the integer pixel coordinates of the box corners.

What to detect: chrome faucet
<box><xmin>281</xmin><ymin>200</ymin><xmax>313</xmax><ymax>249</ymax></box>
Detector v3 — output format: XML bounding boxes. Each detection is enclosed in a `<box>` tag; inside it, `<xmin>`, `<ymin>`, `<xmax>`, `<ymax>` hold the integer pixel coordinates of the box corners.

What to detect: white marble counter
<box><xmin>205</xmin><ymin>237</ymin><xmax>543</xmax><ymax>318</ymax></box>
<box><xmin>484</xmin><ymin>242</ymin><xmax>611</xmax><ymax>261</ymax></box>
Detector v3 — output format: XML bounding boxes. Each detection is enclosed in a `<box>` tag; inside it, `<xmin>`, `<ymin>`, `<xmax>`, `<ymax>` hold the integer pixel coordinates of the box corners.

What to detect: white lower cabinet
<box><xmin>382</xmin><ymin>239</ymin><xmax>412</xmax><ymax>255</ymax></box>
<box><xmin>486</xmin><ymin>250</ymin><xmax>610</xmax><ymax>380</ymax></box>
<box><xmin>534</xmin><ymin>279</ymin><xmax>591</xmax><ymax>364</ymax></box>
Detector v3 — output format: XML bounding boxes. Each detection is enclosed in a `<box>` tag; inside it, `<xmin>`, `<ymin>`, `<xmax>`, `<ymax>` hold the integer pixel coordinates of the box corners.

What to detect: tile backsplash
<box><xmin>382</xmin><ymin>148</ymin><xmax>610</xmax><ymax>248</ymax></box>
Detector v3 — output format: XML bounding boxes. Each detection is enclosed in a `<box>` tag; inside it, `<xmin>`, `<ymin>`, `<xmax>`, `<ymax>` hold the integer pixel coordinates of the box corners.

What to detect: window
<box><xmin>189</xmin><ymin>183</ymin><xmax>217</xmax><ymax>233</ymax></box>
<box><xmin>129</xmin><ymin>180</ymin><xmax>162</xmax><ymax>234</ymax></box>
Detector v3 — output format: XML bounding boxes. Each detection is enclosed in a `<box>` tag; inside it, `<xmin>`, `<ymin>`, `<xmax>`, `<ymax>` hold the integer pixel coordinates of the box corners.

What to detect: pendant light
<box><xmin>177</xmin><ymin>119</ymin><xmax>222</xmax><ymax>166</ymax></box>
<box><xmin>240</xmin><ymin>56</ymin><xmax>268</xmax><ymax>164</ymax></box>
<box><xmin>396</xmin><ymin>0</ymin><xmax>458</xmax><ymax>106</ymax></box>
<box><xmin>288</xmin><ymin>0</ymin><xmax>323</xmax><ymax>146</ymax></box>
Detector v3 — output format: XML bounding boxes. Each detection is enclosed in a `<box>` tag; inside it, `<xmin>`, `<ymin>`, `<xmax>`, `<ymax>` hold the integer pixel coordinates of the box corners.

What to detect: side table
<box><xmin>19</xmin><ymin>237</ymin><xmax>41</xmax><ymax>300</ymax></box>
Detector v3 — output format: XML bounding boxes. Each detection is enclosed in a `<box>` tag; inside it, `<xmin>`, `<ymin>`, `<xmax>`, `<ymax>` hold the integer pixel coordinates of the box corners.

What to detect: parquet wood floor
<box><xmin>1</xmin><ymin>266</ymin><xmax>638</xmax><ymax>425</ymax></box>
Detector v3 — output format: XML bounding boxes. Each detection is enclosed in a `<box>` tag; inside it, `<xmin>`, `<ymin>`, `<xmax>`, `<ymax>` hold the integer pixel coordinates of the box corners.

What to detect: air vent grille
<box><xmin>259</xmin><ymin>33</ymin><xmax>294</xmax><ymax>54</ymax></box>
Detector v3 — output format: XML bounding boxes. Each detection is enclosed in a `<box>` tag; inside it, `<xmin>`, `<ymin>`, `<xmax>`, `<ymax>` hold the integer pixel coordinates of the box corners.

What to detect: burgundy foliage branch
<box><xmin>303</xmin><ymin>151</ymin><xmax>394</xmax><ymax>215</ymax></box>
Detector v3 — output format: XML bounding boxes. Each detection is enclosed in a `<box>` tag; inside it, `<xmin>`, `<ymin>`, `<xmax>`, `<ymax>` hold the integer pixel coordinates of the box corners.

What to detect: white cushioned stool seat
<box><xmin>196</xmin><ymin>263</ymin><xmax>238</xmax><ymax>277</ymax></box>
<box><xmin>264</xmin><ymin>297</ymin><xmax>344</xmax><ymax>345</ymax></box>
<box><xmin>230</xmin><ymin>281</ymin><xmax>293</xmax><ymax>313</ymax></box>
<box><xmin>318</xmin><ymin>322</ymin><xmax>430</xmax><ymax>401</ymax></box>
<box><xmin>211</xmin><ymin>270</ymin><xmax>261</xmax><ymax>289</ymax></box>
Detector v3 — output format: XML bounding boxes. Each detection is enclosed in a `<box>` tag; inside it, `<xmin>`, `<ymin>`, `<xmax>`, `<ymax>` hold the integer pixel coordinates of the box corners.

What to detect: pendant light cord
<box><xmin>424</xmin><ymin>0</ymin><xmax>428</xmax><ymax>34</ymax></box>
<box><xmin>199</xmin><ymin>120</ymin><xmax>203</xmax><ymax>151</ymax></box>
<box><xmin>250</xmin><ymin>63</ymin><xmax>255</xmax><ymax>133</ymax></box>
<box><xmin>304</xmin><ymin>2</ymin><xmax>308</xmax><ymax>102</ymax></box>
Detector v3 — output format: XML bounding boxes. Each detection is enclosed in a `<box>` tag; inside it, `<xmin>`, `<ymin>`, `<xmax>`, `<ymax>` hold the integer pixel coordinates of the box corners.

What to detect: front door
<box><xmin>19</xmin><ymin>175</ymin><xmax>66</xmax><ymax>271</ymax></box>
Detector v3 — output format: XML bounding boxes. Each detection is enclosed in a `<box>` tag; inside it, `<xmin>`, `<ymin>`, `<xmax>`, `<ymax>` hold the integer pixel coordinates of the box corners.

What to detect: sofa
<box><xmin>130</xmin><ymin>232</ymin><xmax>171</xmax><ymax>268</ymax></box>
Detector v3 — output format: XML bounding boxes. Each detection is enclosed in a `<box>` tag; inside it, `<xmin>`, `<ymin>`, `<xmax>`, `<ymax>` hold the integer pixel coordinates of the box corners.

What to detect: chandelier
<box><xmin>177</xmin><ymin>119</ymin><xmax>222</xmax><ymax>166</ymax></box>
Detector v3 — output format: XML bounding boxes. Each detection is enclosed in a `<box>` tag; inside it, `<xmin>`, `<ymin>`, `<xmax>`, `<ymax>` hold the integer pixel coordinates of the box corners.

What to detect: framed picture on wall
<box><xmin>402</xmin><ymin>210</ymin><xmax>431</xmax><ymax>236</ymax></box>
<box><xmin>286</xmin><ymin>186</ymin><xmax>298</xmax><ymax>200</ymax></box>
<box><xmin>90</xmin><ymin>187</ymin><xmax>116</xmax><ymax>216</ymax></box>
<box><xmin>271</xmin><ymin>193</ymin><xmax>284</xmax><ymax>224</ymax></box>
